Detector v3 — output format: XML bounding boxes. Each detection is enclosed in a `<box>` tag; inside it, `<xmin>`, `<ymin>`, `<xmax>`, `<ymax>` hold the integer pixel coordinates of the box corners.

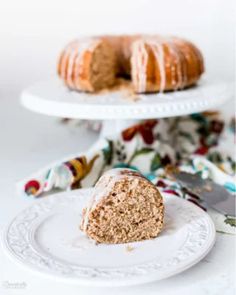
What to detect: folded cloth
<box><xmin>17</xmin><ymin>111</ymin><xmax>236</xmax><ymax>234</ymax></box>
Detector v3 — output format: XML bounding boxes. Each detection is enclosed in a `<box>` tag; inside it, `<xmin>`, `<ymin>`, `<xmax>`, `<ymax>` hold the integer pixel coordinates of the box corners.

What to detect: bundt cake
<box><xmin>58</xmin><ymin>35</ymin><xmax>204</xmax><ymax>94</ymax></box>
<box><xmin>80</xmin><ymin>168</ymin><xmax>164</xmax><ymax>244</ymax></box>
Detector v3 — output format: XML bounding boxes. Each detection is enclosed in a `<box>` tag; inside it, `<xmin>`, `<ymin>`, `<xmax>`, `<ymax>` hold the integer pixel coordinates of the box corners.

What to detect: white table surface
<box><xmin>0</xmin><ymin>90</ymin><xmax>235</xmax><ymax>295</ymax></box>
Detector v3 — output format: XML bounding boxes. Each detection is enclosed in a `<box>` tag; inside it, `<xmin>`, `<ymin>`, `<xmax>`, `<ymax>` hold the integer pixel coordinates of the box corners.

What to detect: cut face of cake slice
<box><xmin>80</xmin><ymin>168</ymin><xmax>164</xmax><ymax>244</ymax></box>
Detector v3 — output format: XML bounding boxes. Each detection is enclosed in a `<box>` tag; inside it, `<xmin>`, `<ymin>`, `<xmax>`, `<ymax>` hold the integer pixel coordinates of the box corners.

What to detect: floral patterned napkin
<box><xmin>18</xmin><ymin>111</ymin><xmax>236</xmax><ymax>234</ymax></box>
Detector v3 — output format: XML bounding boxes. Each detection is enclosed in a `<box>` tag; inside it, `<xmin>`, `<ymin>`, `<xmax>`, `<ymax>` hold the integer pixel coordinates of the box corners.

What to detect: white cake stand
<box><xmin>21</xmin><ymin>78</ymin><xmax>233</xmax><ymax>136</ymax></box>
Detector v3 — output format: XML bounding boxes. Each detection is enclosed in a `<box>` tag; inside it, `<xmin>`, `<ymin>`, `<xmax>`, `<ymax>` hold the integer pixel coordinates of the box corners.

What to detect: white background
<box><xmin>0</xmin><ymin>0</ymin><xmax>235</xmax><ymax>295</ymax></box>
<box><xmin>0</xmin><ymin>0</ymin><xmax>235</xmax><ymax>95</ymax></box>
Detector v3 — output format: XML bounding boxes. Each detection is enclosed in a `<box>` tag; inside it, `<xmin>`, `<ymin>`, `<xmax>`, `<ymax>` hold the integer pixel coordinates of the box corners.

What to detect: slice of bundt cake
<box><xmin>80</xmin><ymin>168</ymin><xmax>164</xmax><ymax>244</ymax></box>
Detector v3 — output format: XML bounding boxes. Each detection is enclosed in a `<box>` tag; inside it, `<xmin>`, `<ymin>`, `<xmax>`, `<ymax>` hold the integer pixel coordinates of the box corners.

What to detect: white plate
<box><xmin>21</xmin><ymin>78</ymin><xmax>233</xmax><ymax>120</ymax></box>
<box><xmin>3</xmin><ymin>189</ymin><xmax>215</xmax><ymax>287</ymax></box>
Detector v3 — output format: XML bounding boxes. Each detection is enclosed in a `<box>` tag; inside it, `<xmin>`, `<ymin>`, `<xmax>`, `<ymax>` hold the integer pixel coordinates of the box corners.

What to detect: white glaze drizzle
<box><xmin>169</xmin><ymin>40</ymin><xmax>184</xmax><ymax>90</ymax></box>
<box><xmin>60</xmin><ymin>41</ymin><xmax>76</xmax><ymax>80</ymax></box>
<box><xmin>149</xmin><ymin>39</ymin><xmax>166</xmax><ymax>92</ymax></box>
<box><xmin>74</xmin><ymin>38</ymin><xmax>100</xmax><ymax>89</ymax></box>
<box><xmin>66</xmin><ymin>43</ymin><xmax>79</xmax><ymax>88</ymax></box>
<box><xmin>172</xmin><ymin>37</ymin><xmax>204</xmax><ymax>85</ymax></box>
<box><xmin>173</xmin><ymin>38</ymin><xmax>190</xmax><ymax>88</ymax></box>
<box><xmin>61</xmin><ymin>38</ymin><xmax>100</xmax><ymax>90</ymax></box>
<box><xmin>177</xmin><ymin>40</ymin><xmax>188</xmax><ymax>88</ymax></box>
<box><xmin>131</xmin><ymin>40</ymin><xmax>148</xmax><ymax>93</ymax></box>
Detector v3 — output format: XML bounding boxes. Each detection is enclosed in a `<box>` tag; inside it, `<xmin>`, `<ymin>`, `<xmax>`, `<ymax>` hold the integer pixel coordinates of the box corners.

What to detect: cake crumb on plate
<box><xmin>126</xmin><ymin>245</ymin><xmax>135</xmax><ymax>252</ymax></box>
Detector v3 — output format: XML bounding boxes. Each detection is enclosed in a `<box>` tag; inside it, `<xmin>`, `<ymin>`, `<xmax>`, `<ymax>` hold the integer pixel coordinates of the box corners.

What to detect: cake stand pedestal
<box><xmin>21</xmin><ymin>78</ymin><xmax>233</xmax><ymax>137</ymax></box>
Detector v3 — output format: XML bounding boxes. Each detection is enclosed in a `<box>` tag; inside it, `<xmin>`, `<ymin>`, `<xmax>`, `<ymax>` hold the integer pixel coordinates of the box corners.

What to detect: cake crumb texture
<box><xmin>80</xmin><ymin>169</ymin><xmax>164</xmax><ymax>244</ymax></box>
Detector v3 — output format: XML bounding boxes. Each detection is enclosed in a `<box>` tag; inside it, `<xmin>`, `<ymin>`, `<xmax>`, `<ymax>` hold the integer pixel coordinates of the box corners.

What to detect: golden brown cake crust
<box><xmin>58</xmin><ymin>35</ymin><xmax>204</xmax><ymax>93</ymax></box>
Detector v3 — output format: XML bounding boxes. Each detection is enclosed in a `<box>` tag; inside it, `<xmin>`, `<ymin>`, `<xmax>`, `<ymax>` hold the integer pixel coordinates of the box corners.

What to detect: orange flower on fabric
<box><xmin>122</xmin><ymin>120</ymin><xmax>158</xmax><ymax>144</ymax></box>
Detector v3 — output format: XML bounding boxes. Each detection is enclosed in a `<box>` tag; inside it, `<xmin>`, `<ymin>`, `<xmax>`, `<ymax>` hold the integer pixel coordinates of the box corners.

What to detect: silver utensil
<box><xmin>171</xmin><ymin>171</ymin><xmax>235</xmax><ymax>217</ymax></box>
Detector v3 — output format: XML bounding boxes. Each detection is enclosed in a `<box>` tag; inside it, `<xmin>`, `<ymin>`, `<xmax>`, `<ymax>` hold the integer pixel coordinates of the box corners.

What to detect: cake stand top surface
<box><xmin>21</xmin><ymin>78</ymin><xmax>233</xmax><ymax>120</ymax></box>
